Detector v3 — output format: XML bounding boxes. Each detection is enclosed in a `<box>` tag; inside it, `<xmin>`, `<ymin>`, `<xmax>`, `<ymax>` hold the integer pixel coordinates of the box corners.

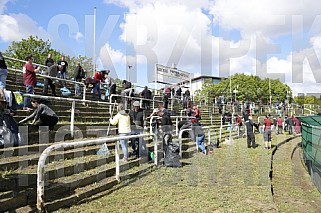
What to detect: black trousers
<box><xmin>247</xmin><ymin>132</ymin><xmax>255</xmax><ymax>147</ymax></box>
<box><xmin>43</xmin><ymin>78</ymin><xmax>56</xmax><ymax>96</ymax></box>
<box><xmin>39</xmin><ymin>115</ymin><xmax>58</xmax><ymax>130</ymax></box>
<box><xmin>109</xmin><ymin>84</ymin><xmax>116</xmax><ymax>101</ymax></box>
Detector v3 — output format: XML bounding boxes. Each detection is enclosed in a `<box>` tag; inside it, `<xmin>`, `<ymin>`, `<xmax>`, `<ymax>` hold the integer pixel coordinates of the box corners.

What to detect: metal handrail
<box><xmin>219</xmin><ymin>124</ymin><xmax>231</xmax><ymax>140</ymax></box>
<box><xmin>152</xmin><ymin>95</ymin><xmax>163</xmax><ymax>109</ymax></box>
<box><xmin>23</xmin><ymin>94</ymin><xmax>116</xmax><ymax>137</ymax></box>
<box><xmin>5</xmin><ymin>56</ymin><xmax>48</xmax><ymax>69</ymax></box>
<box><xmin>170</xmin><ymin>116</ymin><xmax>195</xmax><ymax>136</ymax></box>
<box><xmin>178</xmin><ymin>128</ymin><xmax>191</xmax><ymax>157</ymax></box>
<box><xmin>109</xmin><ymin>94</ymin><xmax>162</xmax><ymax>114</ymax></box>
<box><xmin>180</xmin><ymin>109</ymin><xmax>187</xmax><ymax>118</ymax></box>
<box><xmin>8</xmin><ymin>67</ymin><xmax>87</xmax><ymax>100</ymax></box>
<box><xmin>149</xmin><ymin>116</ymin><xmax>161</xmax><ymax>135</ymax></box>
<box><xmin>36</xmin><ymin>133</ymin><xmax>157</xmax><ymax>212</ymax></box>
<box><xmin>178</xmin><ymin>126</ymin><xmax>212</xmax><ymax>156</ymax></box>
<box><xmin>23</xmin><ymin>94</ymin><xmax>114</xmax><ymax>106</ymax></box>
<box><xmin>303</xmin><ymin>107</ymin><xmax>317</xmax><ymax>115</ymax></box>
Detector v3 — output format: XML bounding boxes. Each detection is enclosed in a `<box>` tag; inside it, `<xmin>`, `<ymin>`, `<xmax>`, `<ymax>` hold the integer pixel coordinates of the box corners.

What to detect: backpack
<box><xmin>13</xmin><ymin>91</ymin><xmax>24</xmax><ymax>106</ymax></box>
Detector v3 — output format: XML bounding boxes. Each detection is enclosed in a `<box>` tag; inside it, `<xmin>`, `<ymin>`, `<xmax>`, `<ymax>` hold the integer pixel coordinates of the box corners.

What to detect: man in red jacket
<box><xmin>23</xmin><ymin>56</ymin><xmax>40</xmax><ymax>110</ymax></box>
<box><xmin>92</xmin><ymin>70</ymin><xmax>103</xmax><ymax>100</ymax></box>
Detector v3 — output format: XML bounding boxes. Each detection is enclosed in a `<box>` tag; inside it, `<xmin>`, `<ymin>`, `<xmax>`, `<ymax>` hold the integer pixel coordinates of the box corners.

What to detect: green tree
<box><xmin>68</xmin><ymin>55</ymin><xmax>93</xmax><ymax>79</ymax></box>
<box><xmin>4</xmin><ymin>35</ymin><xmax>93</xmax><ymax>79</ymax></box>
<box><xmin>197</xmin><ymin>73</ymin><xmax>292</xmax><ymax>104</ymax></box>
<box><xmin>5</xmin><ymin>36</ymin><xmax>59</xmax><ymax>69</ymax></box>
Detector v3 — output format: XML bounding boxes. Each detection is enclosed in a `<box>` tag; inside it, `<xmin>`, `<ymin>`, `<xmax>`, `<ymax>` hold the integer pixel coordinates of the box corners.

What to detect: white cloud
<box><xmin>0</xmin><ymin>1</ymin><xmax>50</xmax><ymax>43</ymax></box>
<box><xmin>100</xmin><ymin>43</ymin><xmax>124</xmax><ymax>64</ymax></box>
<box><xmin>210</xmin><ymin>0</ymin><xmax>321</xmax><ymax>37</ymax></box>
<box><xmin>104</xmin><ymin>0</ymin><xmax>321</xmax><ymax>95</ymax></box>
<box><xmin>119</xmin><ymin>3</ymin><xmax>214</xmax><ymax>70</ymax></box>
<box><xmin>0</xmin><ymin>0</ymin><xmax>10</xmax><ymax>14</ymax></box>
<box><xmin>0</xmin><ymin>13</ymin><xmax>48</xmax><ymax>42</ymax></box>
<box><xmin>104</xmin><ymin>0</ymin><xmax>211</xmax><ymax>12</ymax></box>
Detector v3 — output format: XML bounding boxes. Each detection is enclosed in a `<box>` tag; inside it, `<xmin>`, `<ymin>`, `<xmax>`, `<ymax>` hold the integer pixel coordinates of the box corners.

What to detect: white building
<box><xmin>180</xmin><ymin>75</ymin><xmax>224</xmax><ymax>95</ymax></box>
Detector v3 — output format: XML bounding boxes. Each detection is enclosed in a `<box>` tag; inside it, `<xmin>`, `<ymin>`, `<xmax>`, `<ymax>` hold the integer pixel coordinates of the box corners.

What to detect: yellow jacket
<box><xmin>109</xmin><ymin>110</ymin><xmax>131</xmax><ymax>134</ymax></box>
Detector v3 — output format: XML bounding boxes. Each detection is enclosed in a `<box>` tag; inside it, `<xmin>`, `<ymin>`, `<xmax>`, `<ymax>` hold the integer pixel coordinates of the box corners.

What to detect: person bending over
<box><xmin>18</xmin><ymin>99</ymin><xmax>58</xmax><ymax>131</ymax></box>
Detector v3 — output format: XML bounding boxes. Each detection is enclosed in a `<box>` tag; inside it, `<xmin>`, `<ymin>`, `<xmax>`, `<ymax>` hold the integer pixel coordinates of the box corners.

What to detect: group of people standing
<box><xmin>163</xmin><ymin>86</ymin><xmax>191</xmax><ymax>110</ymax></box>
<box><xmin>240</xmin><ymin>112</ymin><xmax>301</xmax><ymax>150</ymax></box>
<box><xmin>108</xmin><ymin>98</ymin><xmax>204</xmax><ymax>163</ymax></box>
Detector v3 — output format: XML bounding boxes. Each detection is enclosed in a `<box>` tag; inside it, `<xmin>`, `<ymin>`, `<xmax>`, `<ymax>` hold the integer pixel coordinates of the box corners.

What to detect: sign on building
<box><xmin>154</xmin><ymin>64</ymin><xmax>191</xmax><ymax>85</ymax></box>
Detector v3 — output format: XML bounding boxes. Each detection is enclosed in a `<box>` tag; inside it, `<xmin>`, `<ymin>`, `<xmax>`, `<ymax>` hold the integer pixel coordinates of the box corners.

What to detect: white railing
<box><xmin>149</xmin><ymin>116</ymin><xmax>161</xmax><ymax>135</ymax></box>
<box><xmin>178</xmin><ymin>128</ymin><xmax>191</xmax><ymax>158</ymax></box>
<box><xmin>8</xmin><ymin>67</ymin><xmax>87</xmax><ymax>100</ymax></box>
<box><xmin>219</xmin><ymin>124</ymin><xmax>230</xmax><ymax>140</ymax></box>
<box><xmin>303</xmin><ymin>107</ymin><xmax>317</xmax><ymax>116</ymax></box>
<box><xmin>178</xmin><ymin>126</ymin><xmax>212</xmax><ymax>157</ymax></box>
<box><xmin>171</xmin><ymin>116</ymin><xmax>196</xmax><ymax>136</ymax></box>
<box><xmin>36</xmin><ymin>133</ymin><xmax>157</xmax><ymax>212</ymax></box>
<box><xmin>109</xmin><ymin>94</ymin><xmax>162</xmax><ymax>113</ymax></box>
<box><xmin>152</xmin><ymin>95</ymin><xmax>163</xmax><ymax>109</ymax></box>
<box><xmin>180</xmin><ymin>109</ymin><xmax>187</xmax><ymax>118</ymax></box>
<box><xmin>5</xmin><ymin>56</ymin><xmax>48</xmax><ymax>69</ymax></box>
<box><xmin>23</xmin><ymin>94</ymin><xmax>116</xmax><ymax>137</ymax></box>
<box><xmin>148</xmin><ymin>115</ymin><xmax>195</xmax><ymax>136</ymax></box>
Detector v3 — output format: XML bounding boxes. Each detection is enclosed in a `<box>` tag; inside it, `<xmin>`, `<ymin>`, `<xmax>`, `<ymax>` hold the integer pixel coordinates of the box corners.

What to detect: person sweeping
<box><xmin>109</xmin><ymin>103</ymin><xmax>131</xmax><ymax>162</ymax></box>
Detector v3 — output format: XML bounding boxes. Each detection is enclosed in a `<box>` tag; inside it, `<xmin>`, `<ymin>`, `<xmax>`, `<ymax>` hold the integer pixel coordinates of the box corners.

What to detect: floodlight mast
<box><xmin>93</xmin><ymin>7</ymin><xmax>96</xmax><ymax>74</ymax></box>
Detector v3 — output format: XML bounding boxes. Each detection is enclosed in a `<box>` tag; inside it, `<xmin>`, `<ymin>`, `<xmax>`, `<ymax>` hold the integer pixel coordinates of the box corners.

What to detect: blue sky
<box><xmin>1</xmin><ymin>0</ymin><xmax>321</xmax><ymax>95</ymax></box>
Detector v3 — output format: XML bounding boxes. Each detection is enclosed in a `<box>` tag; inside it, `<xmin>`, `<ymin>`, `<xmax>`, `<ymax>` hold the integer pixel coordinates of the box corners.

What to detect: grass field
<box><xmin>55</xmin><ymin>134</ymin><xmax>321</xmax><ymax>213</ymax></box>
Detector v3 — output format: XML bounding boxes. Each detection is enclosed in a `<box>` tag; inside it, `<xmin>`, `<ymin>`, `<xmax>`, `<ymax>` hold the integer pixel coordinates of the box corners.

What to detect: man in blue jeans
<box><xmin>109</xmin><ymin>103</ymin><xmax>131</xmax><ymax>162</ymax></box>
<box><xmin>23</xmin><ymin>56</ymin><xmax>40</xmax><ymax>110</ymax></box>
<box><xmin>129</xmin><ymin>101</ymin><xmax>147</xmax><ymax>158</ymax></box>
<box><xmin>192</xmin><ymin>119</ymin><xmax>206</xmax><ymax>155</ymax></box>
<box><xmin>0</xmin><ymin>52</ymin><xmax>8</xmax><ymax>101</ymax></box>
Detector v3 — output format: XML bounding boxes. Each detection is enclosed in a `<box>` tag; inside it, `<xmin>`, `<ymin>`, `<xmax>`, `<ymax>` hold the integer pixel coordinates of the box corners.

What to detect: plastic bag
<box><xmin>60</xmin><ymin>87</ymin><xmax>72</xmax><ymax>97</ymax></box>
<box><xmin>97</xmin><ymin>143</ymin><xmax>110</xmax><ymax>156</ymax></box>
<box><xmin>164</xmin><ymin>142</ymin><xmax>181</xmax><ymax>168</ymax></box>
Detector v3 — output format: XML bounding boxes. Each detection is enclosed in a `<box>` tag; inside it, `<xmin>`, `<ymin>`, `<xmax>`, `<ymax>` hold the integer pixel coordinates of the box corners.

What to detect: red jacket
<box><xmin>193</xmin><ymin>107</ymin><xmax>200</xmax><ymax>119</ymax></box>
<box><xmin>93</xmin><ymin>72</ymin><xmax>103</xmax><ymax>83</ymax></box>
<box><xmin>236</xmin><ymin>116</ymin><xmax>242</xmax><ymax>126</ymax></box>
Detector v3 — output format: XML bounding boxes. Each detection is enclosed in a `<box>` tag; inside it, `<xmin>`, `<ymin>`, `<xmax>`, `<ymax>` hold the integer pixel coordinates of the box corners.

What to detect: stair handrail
<box><xmin>178</xmin><ymin>126</ymin><xmax>212</xmax><ymax>156</ymax></box>
<box><xmin>37</xmin><ymin>133</ymin><xmax>157</xmax><ymax>212</ymax></box>
<box><xmin>23</xmin><ymin>94</ymin><xmax>116</xmax><ymax>137</ymax></box>
<box><xmin>109</xmin><ymin>94</ymin><xmax>162</xmax><ymax>114</ymax></box>
<box><xmin>8</xmin><ymin>67</ymin><xmax>87</xmax><ymax>100</ymax></box>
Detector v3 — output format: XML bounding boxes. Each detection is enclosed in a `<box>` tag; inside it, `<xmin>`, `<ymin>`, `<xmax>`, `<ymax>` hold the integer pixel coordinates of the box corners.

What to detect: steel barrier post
<box><xmin>115</xmin><ymin>141</ymin><xmax>120</xmax><ymax>182</ymax></box>
<box><xmin>70</xmin><ymin>100</ymin><xmax>75</xmax><ymax>138</ymax></box>
<box><xmin>82</xmin><ymin>84</ymin><xmax>86</xmax><ymax>101</ymax></box>
<box><xmin>36</xmin><ymin>134</ymin><xmax>153</xmax><ymax>211</ymax></box>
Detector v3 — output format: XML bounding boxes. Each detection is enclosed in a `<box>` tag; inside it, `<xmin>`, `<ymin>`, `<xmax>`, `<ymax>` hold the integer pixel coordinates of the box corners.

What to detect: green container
<box><xmin>149</xmin><ymin>151</ymin><xmax>155</xmax><ymax>161</ymax></box>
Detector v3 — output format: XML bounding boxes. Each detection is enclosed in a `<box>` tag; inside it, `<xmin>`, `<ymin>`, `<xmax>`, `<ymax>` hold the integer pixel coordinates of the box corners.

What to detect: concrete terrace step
<box><xmin>0</xmin><ymin>69</ymin><xmax>235</xmax><ymax>211</ymax></box>
<box><xmin>0</xmin><ymin>136</ymin><xmax>155</xmax><ymax>171</ymax></box>
<box><xmin>0</xmin><ymin>136</ymin><xmax>194</xmax><ymax>208</ymax></box>
<box><xmin>0</xmin><ymin>158</ymin><xmax>156</xmax><ymax>212</ymax></box>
